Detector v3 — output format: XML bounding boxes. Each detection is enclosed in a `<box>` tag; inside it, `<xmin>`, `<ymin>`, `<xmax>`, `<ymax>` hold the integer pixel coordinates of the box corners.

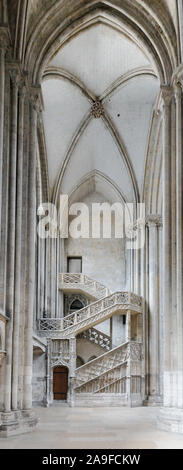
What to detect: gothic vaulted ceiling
<box><xmin>41</xmin><ymin>22</ymin><xmax>159</xmax><ymax>203</ymax></box>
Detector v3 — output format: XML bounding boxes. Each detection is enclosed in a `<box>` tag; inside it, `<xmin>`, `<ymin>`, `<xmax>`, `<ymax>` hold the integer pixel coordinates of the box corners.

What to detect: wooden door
<box><xmin>53</xmin><ymin>366</ymin><xmax>68</xmax><ymax>400</ymax></box>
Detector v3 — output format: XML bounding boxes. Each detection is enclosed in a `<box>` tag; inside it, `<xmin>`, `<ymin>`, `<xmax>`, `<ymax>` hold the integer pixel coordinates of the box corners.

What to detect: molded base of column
<box><xmin>0</xmin><ymin>409</ymin><xmax>39</xmax><ymax>437</ymax></box>
<box><xmin>157</xmin><ymin>407</ymin><xmax>183</xmax><ymax>433</ymax></box>
<box><xmin>143</xmin><ymin>395</ymin><xmax>163</xmax><ymax>407</ymax></box>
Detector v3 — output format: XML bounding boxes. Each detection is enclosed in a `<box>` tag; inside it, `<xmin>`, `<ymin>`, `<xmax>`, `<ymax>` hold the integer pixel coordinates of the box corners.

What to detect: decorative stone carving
<box><xmin>64</xmin><ymin>293</ymin><xmax>88</xmax><ymax>315</ymax></box>
<box><xmin>174</xmin><ymin>82</ymin><xmax>182</xmax><ymax>102</ymax></box>
<box><xmin>29</xmin><ymin>86</ymin><xmax>43</xmax><ymax>113</ymax></box>
<box><xmin>59</xmin><ymin>273</ymin><xmax>109</xmax><ymax>299</ymax></box>
<box><xmin>78</xmin><ymin>327</ymin><xmax>111</xmax><ymax>351</ymax></box>
<box><xmin>74</xmin><ymin>341</ymin><xmax>142</xmax><ymax>394</ymax></box>
<box><xmin>90</xmin><ymin>100</ymin><xmax>104</xmax><ymax>118</ymax></box>
<box><xmin>38</xmin><ymin>290</ymin><xmax>142</xmax><ymax>339</ymax></box>
<box><xmin>146</xmin><ymin>214</ymin><xmax>162</xmax><ymax>227</ymax></box>
<box><xmin>160</xmin><ymin>85</ymin><xmax>173</xmax><ymax>107</ymax></box>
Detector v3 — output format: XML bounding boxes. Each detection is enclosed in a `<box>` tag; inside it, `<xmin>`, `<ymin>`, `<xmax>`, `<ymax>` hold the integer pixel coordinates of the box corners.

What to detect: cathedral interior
<box><xmin>1</xmin><ymin>0</ymin><xmax>183</xmax><ymax>444</ymax></box>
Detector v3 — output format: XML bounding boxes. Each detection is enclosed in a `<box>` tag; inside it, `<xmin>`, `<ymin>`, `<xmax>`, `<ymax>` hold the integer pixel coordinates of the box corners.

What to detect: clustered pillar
<box><xmin>157</xmin><ymin>83</ymin><xmax>183</xmax><ymax>432</ymax></box>
<box><xmin>146</xmin><ymin>215</ymin><xmax>162</xmax><ymax>404</ymax></box>
<box><xmin>0</xmin><ymin>26</ymin><xmax>42</xmax><ymax>435</ymax></box>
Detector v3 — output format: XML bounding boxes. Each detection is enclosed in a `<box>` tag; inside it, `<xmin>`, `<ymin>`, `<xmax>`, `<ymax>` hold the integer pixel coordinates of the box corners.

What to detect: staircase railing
<box><xmin>77</xmin><ymin>327</ymin><xmax>112</xmax><ymax>351</ymax></box>
<box><xmin>38</xmin><ymin>291</ymin><xmax>142</xmax><ymax>338</ymax></box>
<box><xmin>74</xmin><ymin>341</ymin><xmax>142</xmax><ymax>393</ymax></box>
<box><xmin>58</xmin><ymin>273</ymin><xmax>110</xmax><ymax>298</ymax></box>
<box><xmin>75</xmin><ymin>341</ymin><xmax>139</xmax><ymax>385</ymax></box>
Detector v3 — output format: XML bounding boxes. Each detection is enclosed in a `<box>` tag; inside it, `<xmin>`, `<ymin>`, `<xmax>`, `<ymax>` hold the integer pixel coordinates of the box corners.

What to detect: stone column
<box><xmin>161</xmin><ymin>86</ymin><xmax>172</xmax><ymax>398</ymax></box>
<box><xmin>126</xmin><ymin>310</ymin><xmax>131</xmax><ymax>342</ymax></box>
<box><xmin>69</xmin><ymin>337</ymin><xmax>76</xmax><ymax>407</ymax></box>
<box><xmin>4</xmin><ymin>68</ymin><xmax>19</xmax><ymax>412</ymax></box>
<box><xmin>46</xmin><ymin>339</ymin><xmax>51</xmax><ymax>407</ymax></box>
<box><xmin>174</xmin><ymin>83</ymin><xmax>183</xmax><ymax>410</ymax></box>
<box><xmin>23</xmin><ymin>90</ymin><xmax>40</xmax><ymax>410</ymax></box>
<box><xmin>0</xmin><ymin>28</ymin><xmax>8</xmax><ymax>234</ymax></box>
<box><xmin>157</xmin><ymin>85</ymin><xmax>183</xmax><ymax>432</ymax></box>
<box><xmin>12</xmin><ymin>83</ymin><xmax>26</xmax><ymax>410</ymax></box>
<box><xmin>146</xmin><ymin>214</ymin><xmax>162</xmax><ymax>404</ymax></box>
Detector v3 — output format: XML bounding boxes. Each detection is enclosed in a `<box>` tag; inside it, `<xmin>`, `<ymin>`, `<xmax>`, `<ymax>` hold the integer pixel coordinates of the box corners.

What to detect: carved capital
<box><xmin>160</xmin><ymin>85</ymin><xmax>173</xmax><ymax>107</ymax></box>
<box><xmin>19</xmin><ymin>84</ymin><xmax>27</xmax><ymax>99</ymax></box>
<box><xmin>7</xmin><ymin>63</ymin><xmax>22</xmax><ymax>87</ymax></box>
<box><xmin>29</xmin><ymin>86</ymin><xmax>43</xmax><ymax>113</ymax></box>
<box><xmin>146</xmin><ymin>214</ymin><xmax>162</xmax><ymax>227</ymax></box>
<box><xmin>90</xmin><ymin>100</ymin><xmax>104</xmax><ymax>118</ymax></box>
<box><xmin>174</xmin><ymin>82</ymin><xmax>182</xmax><ymax>102</ymax></box>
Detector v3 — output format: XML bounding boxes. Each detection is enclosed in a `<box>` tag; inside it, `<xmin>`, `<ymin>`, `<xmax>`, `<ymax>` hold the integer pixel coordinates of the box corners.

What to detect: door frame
<box><xmin>51</xmin><ymin>362</ymin><xmax>70</xmax><ymax>404</ymax></box>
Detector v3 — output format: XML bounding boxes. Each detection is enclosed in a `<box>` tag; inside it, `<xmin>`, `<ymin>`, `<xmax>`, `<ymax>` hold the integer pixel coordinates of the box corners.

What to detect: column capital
<box><xmin>173</xmin><ymin>81</ymin><xmax>182</xmax><ymax>102</ymax></box>
<box><xmin>146</xmin><ymin>214</ymin><xmax>162</xmax><ymax>227</ymax></box>
<box><xmin>160</xmin><ymin>85</ymin><xmax>173</xmax><ymax>107</ymax></box>
<box><xmin>29</xmin><ymin>86</ymin><xmax>44</xmax><ymax>113</ymax></box>
<box><xmin>19</xmin><ymin>83</ymin><xmax>27</xmax><ymax>99</ymax></box>
<box><xmin>6</xmin><ymin>63</ymin><xmax>22</xmax><ymax>87</ymax></box>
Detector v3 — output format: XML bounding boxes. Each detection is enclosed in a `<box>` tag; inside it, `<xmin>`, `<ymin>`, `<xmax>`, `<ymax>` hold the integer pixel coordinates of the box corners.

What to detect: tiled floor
<box><xmin>0</xmin><ymin>406</ymin><xmax>183</xmax><ymax>449</ymax></box>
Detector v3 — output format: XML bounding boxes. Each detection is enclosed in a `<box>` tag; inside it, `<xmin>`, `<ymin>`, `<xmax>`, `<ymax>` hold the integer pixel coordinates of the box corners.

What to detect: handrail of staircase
<box><xmin>76</xmin><ymin>340</ymin><xmax>129</xmax><ymax>372</ymax></box>
<box><xmin>75</xmin><ymin>358</ymin><xmax>128</xmax><ymax>388</ymax></box>
<box><xmin>58</xmin><ymin>273</ymin><xmax>110</xmax><ymax>297</ymax></box>
<box><xmin>38</xmin><ymin>291</ymin><xmax>142</xmax><ymax>333</ymax></box>
<box><xmin>75</xmin><ymin>341</ymin><xmax>142</xmax><ymax>389</ymax></box>
<box><xmin>93</xmin><ymin>376</ymin><xmax>126</xmax><ymax>394</ymax></box>
<box><xmin>77</xmin><ymin>327</ymin><xmax>112</xmax><ymax>350</ymax></box>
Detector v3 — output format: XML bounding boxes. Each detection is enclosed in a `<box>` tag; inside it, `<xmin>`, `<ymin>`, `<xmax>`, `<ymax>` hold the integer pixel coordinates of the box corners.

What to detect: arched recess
<box><xmin>76</xmin><ymin>356</ymin><xmax>85</xmax><ymax>368</ymax></box>
<box><xmin>66</xmin><ymin>169</ymin><xmax>127</xmax><ymax>207</ymax></box>
<box><xmin>59</xmin><ymin>169</ymin><xmax>128</xmax><ymax>295</ymax></box>
<box><xmin>24</xmin><ymin>1</ymin><xmax>177</xmax><ymax>86</ymax></box>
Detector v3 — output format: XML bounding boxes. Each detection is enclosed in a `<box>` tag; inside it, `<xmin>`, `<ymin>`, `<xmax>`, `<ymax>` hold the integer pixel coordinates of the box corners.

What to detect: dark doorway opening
<box><xmin>53</xmin><ymin>366</ymin><xmax>68</xmax><ymax>400</ymax></box>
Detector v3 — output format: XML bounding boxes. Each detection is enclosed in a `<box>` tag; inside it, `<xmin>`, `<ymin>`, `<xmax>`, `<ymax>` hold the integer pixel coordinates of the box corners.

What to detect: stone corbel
<box><xmin>6</xmin><ymin>62</ymin><xmax>22</xmax><ymax>88</ymax></box>
<box><xmin>29</xmin><ymin>86</ymin><xmax>44</xmax><ymax>113</ymax></box>
<box><xmin>174</xmin><ymin>81</ymin><xmax>182</xmax><ymax>99</ymax></box>
<box><xmin>160</xmin><ymin>85</ymin><xmax>173</xmax><ymax>109</ymax></box>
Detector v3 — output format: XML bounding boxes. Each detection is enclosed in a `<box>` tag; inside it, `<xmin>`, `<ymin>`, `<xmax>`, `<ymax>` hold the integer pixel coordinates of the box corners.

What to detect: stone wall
<box><xmin>32</xmin><ymin>351</ymin><xmax>46</xmax><ymax>405</ymax></box>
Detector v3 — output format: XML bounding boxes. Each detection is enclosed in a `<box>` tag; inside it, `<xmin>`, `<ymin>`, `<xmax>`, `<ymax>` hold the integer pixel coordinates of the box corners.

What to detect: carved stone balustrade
<box><xmin>38</xmin><ymin>291</ymin><xmax>142</xmax><ymax>339</ymax></box>
<box><xmin>58</xmin><ymin>273</ymin><xmax>110</xmax><ymax>300</ymax></box>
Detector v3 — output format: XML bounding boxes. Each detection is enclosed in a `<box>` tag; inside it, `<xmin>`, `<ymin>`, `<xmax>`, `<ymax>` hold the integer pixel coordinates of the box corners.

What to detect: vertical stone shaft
<box><xmin>174</xmin><ymin>84</ymin><xmax>183</xmax><ymax>407</ymax></box>
<box><xmin>147</xmin><ymin>216</ymin><xmax>161</xmax><ymax>400</ymax></box>
<box><xmin>23</xmin><ymin>95</ymin><xmax>38</xmax><ymax>410</ymax></box>
<box><xmin>12</xmin><ymin>85</ymin><xmax>25</xmax><ymax>410</ymax></box>
<box><xmin>0</xmin><ymin>32</ymin><xmax>8</xmax><ymax>232</ymax></box>
<box><xmin>161</xmin><ymin>86</ymin><xmax>172</xmax><ymax>405</ymax></box>
<box><xmin>4</xmin><ymin>71</ymin><xmax>19</xmax><ymax>412</ymax></box>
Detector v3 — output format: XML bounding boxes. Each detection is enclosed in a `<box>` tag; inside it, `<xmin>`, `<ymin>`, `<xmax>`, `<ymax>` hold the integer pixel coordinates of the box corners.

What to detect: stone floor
<box><xmin>0</xmin><ymin>406</ymin><xmax>183</xmax><ymax>449</ymax></box>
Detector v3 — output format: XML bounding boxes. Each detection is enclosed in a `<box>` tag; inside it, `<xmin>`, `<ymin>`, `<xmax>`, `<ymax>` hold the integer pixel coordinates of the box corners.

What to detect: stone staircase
<box><xmin>77</xmin><ymin>327</ymin><xmax>112</xmax><ymax>352</ymax></box>
<box><xmin>58</xmin><ymin>273</ymin><xmax>110</xmax><ymax>300</ymax></box>
<box><xmin>38</xmin><ymin>291</ymin><xmax>142</xmax><ymax>339</ymax></box>
<box><xmin>38</xmin><ymin>273</ymin><xmax>144</xmax><ymax>407</ymax></box>
<box><xmin>74</xmin><ymin>341</ymin><xmax>143</xmax><ymax>406</ymax></box>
